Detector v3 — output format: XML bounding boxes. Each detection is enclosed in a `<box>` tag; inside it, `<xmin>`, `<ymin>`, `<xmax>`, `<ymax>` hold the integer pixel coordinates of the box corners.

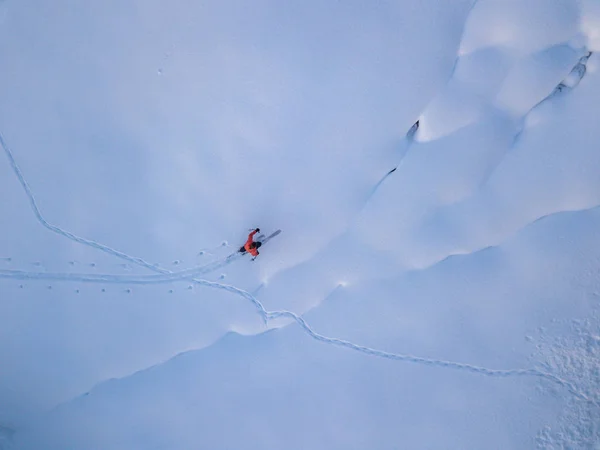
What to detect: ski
<box><xmin>259</xmin><ymin>229</ymin><xmax>281</xmax><ymax>245</ymax></box>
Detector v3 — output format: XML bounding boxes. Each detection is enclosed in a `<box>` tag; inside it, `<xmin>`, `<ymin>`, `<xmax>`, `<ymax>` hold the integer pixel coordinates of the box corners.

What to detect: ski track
<box><xmin>0</xmin><ymin>132</ymin><xmax>169</xmax><ymax>274</ymax></box>
<box><xmin>1</xmin><ymin>133</ymin><xmax>592</xmax><ymax>403</ymax></box>
<box><xmin>0</xmin><ymin>255</ymin><xmax>241</xmax><ymax>284</ymax></box>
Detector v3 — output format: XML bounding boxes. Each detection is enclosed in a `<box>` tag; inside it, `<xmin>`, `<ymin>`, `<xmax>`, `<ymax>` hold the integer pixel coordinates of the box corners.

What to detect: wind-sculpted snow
<box><xmin>4</xmin><ymin>128</ymin><xmax>596</xmax><ymax>430</ymax></box>
<box><xmin>2</xmin><ymin>0</ymin><xmax>600</xmax><ymax>448</ymax></box>
<box><xmin>251</xmin><ymin>0</ymin><xmax>600</xmax><ymax>318</ymax></box>
<box><xmin>3</xmin><ymin>133</ymin><xmax>579</xmax><ymax>393</ymax></box>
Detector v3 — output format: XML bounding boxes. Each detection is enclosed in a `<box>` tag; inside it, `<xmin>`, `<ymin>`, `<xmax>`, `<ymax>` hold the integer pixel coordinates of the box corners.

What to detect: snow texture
<box><xmin>1</xmin><ymin>0</ymin><xmax>599</xmax><ymax>448</ymax></box>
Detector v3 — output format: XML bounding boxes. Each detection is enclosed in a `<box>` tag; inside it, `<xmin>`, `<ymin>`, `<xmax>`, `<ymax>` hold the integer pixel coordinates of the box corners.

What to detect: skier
<box><xmin>239</xmin><ymin>228</ymin><xmax>262</xmax><ymax>260</ymax></box>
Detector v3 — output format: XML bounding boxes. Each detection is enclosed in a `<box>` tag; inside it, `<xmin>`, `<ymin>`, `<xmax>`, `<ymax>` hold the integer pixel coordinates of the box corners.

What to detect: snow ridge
<box><xmin>369</xmin><ymin>46</ymin><xmax>592</xmax><ymax>209</ymax></box>
<box><xmin>1</xmin><ymin>133</ymin><xmax>590</xmax><ymax>403</ymax></box>
<box><xmin>506</xmin><ymin>50</ymin><xmax>592</xmax><ymax>160</ymax></box>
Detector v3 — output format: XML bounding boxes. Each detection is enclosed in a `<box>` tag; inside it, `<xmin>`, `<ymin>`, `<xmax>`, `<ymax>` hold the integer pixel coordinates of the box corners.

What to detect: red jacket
<box><xmin>244</xmin><ymin>230</ymin><xmax>259</xmax><ymax>256</ymax></box>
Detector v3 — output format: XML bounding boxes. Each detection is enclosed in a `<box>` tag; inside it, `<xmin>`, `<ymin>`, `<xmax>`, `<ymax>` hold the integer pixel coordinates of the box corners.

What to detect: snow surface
<box><xmin>0</xmin><ymin>0</ymin><xmax>599</xmax><ymax>448</ymax></box>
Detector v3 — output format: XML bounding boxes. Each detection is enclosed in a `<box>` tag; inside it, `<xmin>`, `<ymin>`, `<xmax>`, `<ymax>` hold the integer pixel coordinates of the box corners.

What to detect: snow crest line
<box><xmin>265</xmin><ymin>310</ymin><xmax>587</xmax><ymax>401</ymax></box>
<box><xmin>0</xmin><ymin>132</ymin><xmax>585</xmax><ymax>398</ymax></box>
<box><xmin>481</xmin><ymin>50</ymin><xmax>594</xmax><ymax>189</ymax></box>
<box><xmin>506</xmin><ymin>50</ymin><xmax>593</xmax><ymax>151</ymax></box>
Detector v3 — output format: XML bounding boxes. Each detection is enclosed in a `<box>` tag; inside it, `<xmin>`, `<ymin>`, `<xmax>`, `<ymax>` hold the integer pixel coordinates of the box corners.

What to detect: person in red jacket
<box><xmin>239</xmin><ymin>228</ymin><xmax>262</xmax><ymax>260</ymax></box>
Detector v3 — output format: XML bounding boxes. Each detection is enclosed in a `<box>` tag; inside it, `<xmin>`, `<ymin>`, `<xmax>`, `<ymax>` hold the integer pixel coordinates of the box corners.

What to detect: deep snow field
<box><xmin>1</xmin><ymin>0</ymin><xmax>599</xmax><ymax>448</ymax></box>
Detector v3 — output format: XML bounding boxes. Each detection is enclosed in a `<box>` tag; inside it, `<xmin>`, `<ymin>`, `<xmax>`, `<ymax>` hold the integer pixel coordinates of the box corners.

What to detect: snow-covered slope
<box><xmin>1</xmin><ymin>0</ymin><xmax>599</xmax><ymax>448</ymax></box>
<box><xmin>14</xmin><ymin>205</ymin><xmax>600</xmax><ymax>450</ymax></box>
